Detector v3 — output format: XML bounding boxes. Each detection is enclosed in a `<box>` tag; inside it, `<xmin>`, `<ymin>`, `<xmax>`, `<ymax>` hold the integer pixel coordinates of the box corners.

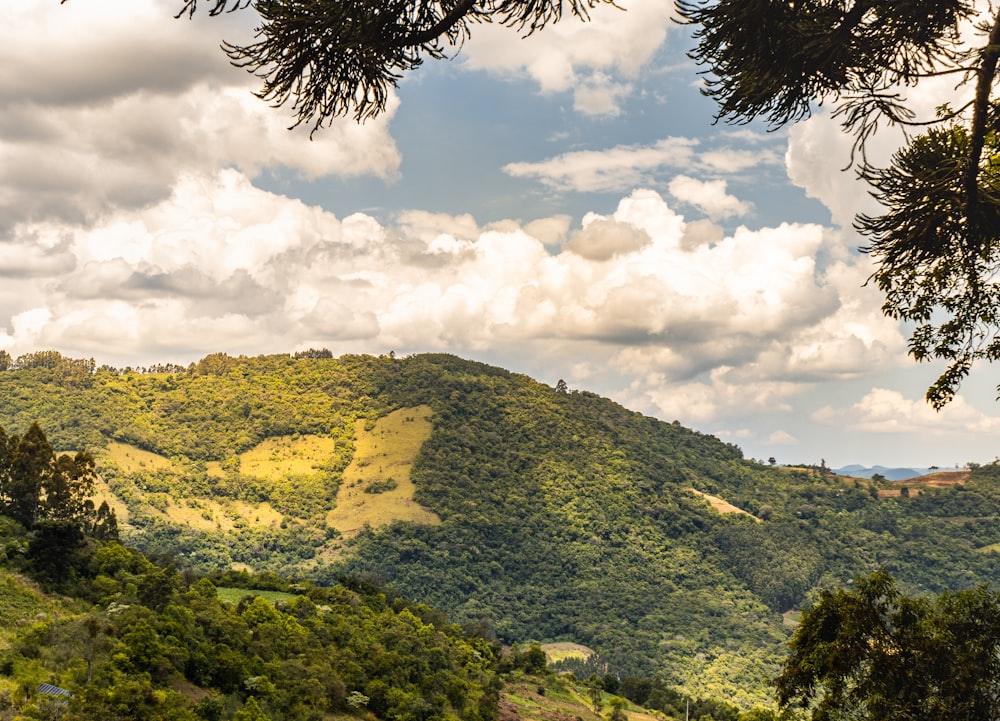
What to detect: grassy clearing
<box><xmin>215</xmin><ymin>587</ymin><xmax>298</xmax><ymax>604</ymax></box>
<box><xmin>103</xmin><ymin>442</ymin><xmax>175</xmax><ymax>474</ymax></box>
<box><xmin>689</xmin><ymin>488</ymin><xmax>760</xmax><ymax>522</ymax></box>
<box><xmin>239</xmin><ymin>435</ymin><xmax>339</xmax><ymax>481</ymax></box>
<box><xmin>782</xmin><ymin>610</ymin><xmax>802</xmax><ymax>628</ymax></box>
<box><xmin>326</xmin><ymin>406</ymin><xmax>440</xmax><ymax>538</ymax></box>
<box><xmin>541</xmin><ymin>642</ymin><xmax>596</xmax><ymax>664</ymax></box>
<box><xmin>157</xmin><ymin>498</ymin><xmax>285</xmax><ymax>532</ymax></box>
<box><xmin>501</xmin><ymin>676</ymin><xmax>657</xmax><ymax>721</ymax></box>
<box><xmin>90</xmin><ymin>476</ymin><xmax>131</xmax><ymax>525</ymax></box>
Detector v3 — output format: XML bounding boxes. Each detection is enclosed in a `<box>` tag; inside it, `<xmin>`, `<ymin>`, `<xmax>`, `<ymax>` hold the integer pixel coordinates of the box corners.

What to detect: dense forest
<box><xmin>0</xmin><ymin>420</ymin><xmax>782</xmax><ymax>721</ymax></box>
<box><xmin>2</xmin><ymin>350</ymin><xmax>1000</xmax><ymax>705</ymax></box>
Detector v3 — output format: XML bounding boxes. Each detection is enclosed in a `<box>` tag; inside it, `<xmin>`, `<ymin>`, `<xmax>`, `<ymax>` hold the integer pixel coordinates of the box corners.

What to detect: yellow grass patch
<box><xmin>541</xmin><ymin>642</ymin><xmax>596</xmax><ymax>664</ymax></box>
<box><xmin>689</xmin><ymin>488</ymin><xmax>760</xmax><ymax>522</ymax></box>
<box><xmin>162</xmin><ymin>498</ymin><xmax>284</xmax><ymax>531</ymax></box>
<box><xmin>326</xmin><ymin>406</ymin><xmax>440</xmax><ymax>537</ymax></box>
<box><xmin>91</xmin><ymin>477</ymin><xmax>131</xmax><ymax>525</ymax></box>
<box><xmin>239</xmin><ymin>435</ymin><xmax>339</xmax><ymax>480</ymax></box>
<box><xmin>230</xmin><ymin>501</ymin><xmax>284</xmax><ymax>528</ymax></box>
<box><xmin>103</xmin><ymin>442</ymin><xmax>175</xmax><ymax>474</ymax></box>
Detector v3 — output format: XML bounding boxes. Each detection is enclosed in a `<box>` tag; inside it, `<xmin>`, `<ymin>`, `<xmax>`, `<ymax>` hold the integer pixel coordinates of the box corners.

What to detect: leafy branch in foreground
<box><xmin>776</xmin><ymin>569</ymin><xmax>1000</xmax><ymax>721</ymax></box>
<box><xmin>676</xmin><ymin>0</ymin><xmax>1000</xmax><ymax>407</ymax></box>
<box><xmin>175</xmin><ymin>0</ymin><xmax>617</xmax><ymax>134</ymax></box>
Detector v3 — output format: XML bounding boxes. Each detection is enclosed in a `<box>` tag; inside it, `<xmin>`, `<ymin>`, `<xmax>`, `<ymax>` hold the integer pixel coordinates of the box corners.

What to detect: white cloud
<box><xmin>460</xmin><ymin>2</ymin><xmax>674</xmax><ymax>115</ymax></box>
<box><xmin>668</xmin><ymin>175</ymin><xmax>752</xmax><ymax>219</ymax></box>
<box><xmin>505</xmin><ymin>136</ymin><xmax>784</xmax><ymax>197</ymax></box>
<box><xmin>564</xmin><ymin>219</ymin><xmax>651</xmax><ymax>260</ymax></box>
<box><xmin>0</xmin><ymin>179</ymin><xmax>898</xmax><ymax>401</ymax></box>
<box><xmin>814</xmin><ymin>388</ymin><xmax>1000</xmax><ymax>435</ymax></box>
<box><xmin>504</xmin><ymin>138</ymin><xmax>699</xmax><ymax>193</ymax></box>
<box><xmin>632</xmin><ymin>368</ymin><xmax>803</xmax><ymax>424</ymax></box>
<box><xmin>0</xmin><ymin>1</ymin><xmax>400</xmax><ymax>228</ymax></box>
<box><xmin>767</xmin><ymin>430</ymin><xmax>799</xmax><ymax>445</ymax></box>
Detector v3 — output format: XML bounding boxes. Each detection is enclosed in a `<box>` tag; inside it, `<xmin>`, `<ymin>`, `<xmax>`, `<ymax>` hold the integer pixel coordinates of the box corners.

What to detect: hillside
<box><xmin>3</xmin><ymin>350</ymin><xmax>1000</xmax><ymax>705</ymax></box>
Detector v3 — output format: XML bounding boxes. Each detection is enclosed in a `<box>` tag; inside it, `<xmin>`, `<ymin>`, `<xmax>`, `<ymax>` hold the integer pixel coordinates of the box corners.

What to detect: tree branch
<box><xmin>964</xmin><ymin>8</ymin><xmax>1000</xmax><ymax>238</ymax></box>
<box><xmin>392</xmin><ymin>0</ymin><xmax>480</xmax><ymax>47</ymax></box>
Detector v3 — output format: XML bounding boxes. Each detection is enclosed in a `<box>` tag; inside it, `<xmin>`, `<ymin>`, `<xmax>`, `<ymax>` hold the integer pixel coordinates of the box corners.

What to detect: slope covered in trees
<box><xmin>2</xmin><ymin>351</ymin><xmax>1000</xmax><ymax>704</ymax></box>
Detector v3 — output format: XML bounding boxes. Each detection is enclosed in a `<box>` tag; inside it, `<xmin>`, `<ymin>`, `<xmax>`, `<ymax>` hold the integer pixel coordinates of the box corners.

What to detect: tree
<box><xmin>775</xmin><ymin>569</ymin><xmax>1000</xmax><ymax>721</ymax></box>
<box><xmin>586</xmin><ymin>676</ymin><xmax>604</xmax><ymax>714</ymax></box>
<box><xmin>675</xmin><ymin>0</ymin><xmax>1000</xmax><ymax>409</ymax></box>
<box><xmin>170</xmin><ymin>0</ymin><xmax>615</xmax><ymax>134</ymax></box>
<box><xmin>607</xmin><ymin>696</ymin><xmax>627</xmax><ymax>721</ymax></box>
<box><xmin>0</xmin><ymin>422</ymin><xmax>96</xmax><ymax>528</ymax></box>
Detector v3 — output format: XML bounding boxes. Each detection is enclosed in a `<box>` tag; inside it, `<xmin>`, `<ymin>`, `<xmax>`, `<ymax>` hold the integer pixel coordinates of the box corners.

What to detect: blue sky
<box><xmin>2</xmin><ymin>0</ymin><xmax>998</xmax><ymax>468</ymax></box>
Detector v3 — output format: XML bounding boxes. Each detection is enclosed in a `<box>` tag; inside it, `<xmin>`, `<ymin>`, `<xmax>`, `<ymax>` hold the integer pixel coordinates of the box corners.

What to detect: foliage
<box><xmin>776</xmin><ymin>569</ymin><xmax>1000</xmax><ymax>721</ymax></box>
<box><xmin>0</xmin><ymin>528</ymin><xmax>502</xmax><ymax>721</ymax></box>
<box><xmin>675</xmin><ymin>0</ymin><xmax>1000</xmax><ymax>405</ymax></box>
<box><xmin>0</xmin><ymin>422</ymin><xmax>98</xmax><ymax>529</ymax></box>
<box><xmin>172</xmin><ymin>0</ymin><xmax>617</xmax><ymax>134</ymax></box>
<box><xmin>7</xmin><ymin>352</ymin><xmax>1000</xmax><ymax>703</ymax></box>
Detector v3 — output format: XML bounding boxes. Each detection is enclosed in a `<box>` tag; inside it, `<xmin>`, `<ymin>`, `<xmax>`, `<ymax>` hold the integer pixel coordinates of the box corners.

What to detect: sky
<box><xmin>2</xmin><ymin>0</ymin><xmax>999</xmax><ymax>469</ymax></box>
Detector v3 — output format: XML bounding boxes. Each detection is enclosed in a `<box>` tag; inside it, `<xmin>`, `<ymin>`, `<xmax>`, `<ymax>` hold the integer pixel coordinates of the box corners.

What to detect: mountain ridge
<box><xmin>3</xmin><ymin>350</ymin><xmax>1000</xmax><ymax>705</ymax></box>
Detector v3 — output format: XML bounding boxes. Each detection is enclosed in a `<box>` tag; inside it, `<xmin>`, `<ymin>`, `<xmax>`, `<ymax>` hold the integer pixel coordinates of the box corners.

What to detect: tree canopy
<box><xmin>147</xmin><ymin>0</ymin><xmax>1000</xmax><ymax>407</ymax></box>
<box><xmin>172</xmin><ymin>0</ymin><xmax>616</xmax><ymax>132</ymax></box>
<box><xmin>676</xmin><ymin>0</ymin><xmax>1000</xmax><ymax>408</ymax></box>
<box><xmin>776</xmin><ymin>569</ymin><xmax>1000</xmax><ymax>721</ymax></box>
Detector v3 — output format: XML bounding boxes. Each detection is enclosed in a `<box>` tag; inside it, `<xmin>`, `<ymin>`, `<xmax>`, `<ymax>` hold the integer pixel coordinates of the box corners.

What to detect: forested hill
<box><xmin>3</xmin><ymin>350</ymin><xmax>1000</xmax><ymax>705</ymax></box>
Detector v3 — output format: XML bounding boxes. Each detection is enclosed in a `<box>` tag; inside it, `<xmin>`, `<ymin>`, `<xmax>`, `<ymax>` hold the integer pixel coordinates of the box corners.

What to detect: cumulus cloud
<box><xmin>564</xmin><ymin>219</ymin><xmax>651</xmax><ymax>260</ymax></box>
<box><xmin>0</xmin><ymin>178</ymin><xmax>900</xmax><ymax>402</ymax></box>
<box><xmin>784</xmin><ymin>10</ymin><xmax>985</xmax><ymax>229</ymax></box>
<box><xmin>505</xmin><ymin>136</ymin><xmax>783</xmax><ymax>196</ymax></box>
<box><xmin>459</xmin><ymin>2</ymin><xmax>674</xmax><ymax>115</ymax></box>
<box><xmin>668</xmin><ymin>176</ymin><xmax>752</xmax><ymax>219</ymax></box>
<box><xmin>814</xmin><ymin>388</ymin><xmax>1000</xmax><ymax>435</ymax></box>
<box><xmin>767</xmin><ymin>430</ymin><xmax>799</xmax><ymax>445</ymax></box>
<box><xmin>0</xmin><ymin>0</ymin><xmax>400</xmax><ymax>228</ymax></box>
<box><xmin>504</xmin><ymin>138</ymin><xmax>699</xmax><ymax>193</ymax></box>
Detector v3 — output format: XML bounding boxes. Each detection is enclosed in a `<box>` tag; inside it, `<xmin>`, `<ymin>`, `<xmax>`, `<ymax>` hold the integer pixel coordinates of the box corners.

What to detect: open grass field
<box><xmin>238</xmin><ymin>435</ymin><xmax>339</xmax><ymax>480</ymax></box>
<box><xmin>103</xmin><ymin>441</ymin><xmax>176</xmax><ymax>474</ymax></box>
<box><xmin>99</xmin><ymin>438</ymin><xmax>333</xmax><ymax>532</ymax></box>
<box><xmin>214</xmin><ymin>587</ymin><xmax>299</xmax><ymax>604</ymax></box>
<box><xmin>501</xmin><ymin>676</ymin><xmax>658</xmax><ymax>721</ymax></box>
<box><xmin>326</xmin><ymin>405</ymin><xmax>440</xmax><ymax>537</ymax></box>
<box><xmin>877</xmin><ymin>470</ymin><xmax>970</xmax><ymax>498</ymax></box>
<box><xmin>540</xmin><ymin>642</ymin><xmax>596</xmax><ymax>664</ymax></box>
<box><xmin>689</xmin><ymin>488</ymin><xmax>760</xmax><ymax>521</ymax></box>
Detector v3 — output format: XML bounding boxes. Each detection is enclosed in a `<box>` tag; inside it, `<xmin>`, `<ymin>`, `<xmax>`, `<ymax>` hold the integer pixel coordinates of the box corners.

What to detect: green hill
<box><xmin>3</xmin><ymin>350</ymin><xmax>1000</xmax><ymax>705</ymax></box>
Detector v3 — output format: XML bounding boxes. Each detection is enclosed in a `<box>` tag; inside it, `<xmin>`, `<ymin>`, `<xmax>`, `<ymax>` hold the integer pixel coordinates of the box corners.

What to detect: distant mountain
<box><xmin>3</xmin><ymin>351</ymin><xmax>1000</xmax><ymax>706</ymax></box>
<box><xmin>834</xmin><ymin>464</ymin><xmax>945</xmax><ymax>481</ymax></box>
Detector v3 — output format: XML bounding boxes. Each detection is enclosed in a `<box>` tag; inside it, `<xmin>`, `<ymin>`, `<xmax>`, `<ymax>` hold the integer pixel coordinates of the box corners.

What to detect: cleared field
<box><xmin>541</xmin><ymin>642</ymin><xmax>596</xmax><ymax>663</ymax></box>
<box><xmin>238</xmin><ymin>435</ymin><xmax>339</xmax><ymax>480</ymax></box>
<box><xmin>215</xmin><ymin>587</ymin><xmax>298</xmax><ymax>604</ymax></box>
<box><xmin>877</xmin><ymin>470</ymin><xmax>970</xmax><ymax>498</ymax></box>
<box><xmin>326</xmin><ymin>406</ymin><xmax>440</xmax><ymax>537</ymax></box>
<box><xmin>689</xmin><ymin>488</ymin><xmax>760</xmax><ymax>522</ymax></box>
<box><xmin>103</xmin><ymin>441</ymin><xmax>175</xmax><ymax>474</ymax></box>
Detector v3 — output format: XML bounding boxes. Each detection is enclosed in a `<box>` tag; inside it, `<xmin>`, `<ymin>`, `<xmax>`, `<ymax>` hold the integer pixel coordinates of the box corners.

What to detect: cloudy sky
<box><xmin>3</xmin><ymin>0</ymin><xmax>998</xmax><ymax>469</ymax></box>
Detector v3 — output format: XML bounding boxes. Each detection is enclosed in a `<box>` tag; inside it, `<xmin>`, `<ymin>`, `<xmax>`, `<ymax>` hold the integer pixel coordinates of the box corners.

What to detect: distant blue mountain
<box><xmin>833</xmin><ymin>465</ymin><xmax>943</xmax><ymax>481</ymax></box>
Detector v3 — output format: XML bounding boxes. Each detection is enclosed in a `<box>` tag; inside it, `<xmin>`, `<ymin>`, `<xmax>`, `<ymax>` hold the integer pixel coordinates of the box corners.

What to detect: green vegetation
<box><xmin>0</xmin><ymin>422</ymin><xmax>502</xmax><ymax>720</ymax></box>
<box><xmin>777</xmin><ymin>569</ymin><xmax>1000</xmax><ymax>721</ymax></box>
<box><xmin>5</xmin><ymin>350</ymin><xmax>1000</xmax><ymax>704</ymax></box>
